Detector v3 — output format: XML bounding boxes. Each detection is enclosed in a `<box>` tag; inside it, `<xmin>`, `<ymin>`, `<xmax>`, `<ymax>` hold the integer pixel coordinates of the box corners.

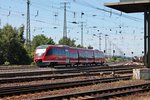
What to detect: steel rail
<box><xmin>0</xmin><ymin>75</ymin><xmax>131</xmax><ymax>97</ymax></box>
<box><xmin>0</xmin><ymin>70</ymin><xmax>132</xmax><ymax>84</ymax></box>
<box><xmin>36</xmin><ymin>82</ymin><xmax>150</xmax><ymax>100</ymax></box>
<box><xmin>0</xmin><ymin>65</ymin><xmax>142</xmax><ymax>78</ymax></box>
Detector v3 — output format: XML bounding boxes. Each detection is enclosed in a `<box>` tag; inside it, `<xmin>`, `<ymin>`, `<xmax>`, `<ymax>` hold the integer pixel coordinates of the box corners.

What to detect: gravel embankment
<box><xmin>1</xmin><ymin>80</ymin><xmax>150</xmax><ymax>100</ymax></box>
<box><xmin>110</xmin><ymin>92</ymin><xmax>150</xmax><ymax>100</ymax></box>
<box><xmin>0</xmin><ymin>74</ymin><xmax>122</xmax><ymax>87</ymax></box>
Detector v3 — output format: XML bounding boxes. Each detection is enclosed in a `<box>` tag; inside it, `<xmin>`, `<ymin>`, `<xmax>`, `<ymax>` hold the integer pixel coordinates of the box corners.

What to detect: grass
<box><xmin>0</xmin><ymin>65</ymin><xmax>37</xmax><ymax>69</ymax></box>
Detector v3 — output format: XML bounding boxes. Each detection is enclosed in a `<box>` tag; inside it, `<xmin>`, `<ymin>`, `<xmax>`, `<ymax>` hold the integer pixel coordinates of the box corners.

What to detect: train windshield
<box><xmin>35</xmin><ymin>49</ymin><xmax>46</xmax><ymax>57</ymax></box>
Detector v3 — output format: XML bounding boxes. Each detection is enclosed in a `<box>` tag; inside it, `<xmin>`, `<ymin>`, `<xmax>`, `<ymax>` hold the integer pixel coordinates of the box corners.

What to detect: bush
<box><xmin>106</xmin><ymin>56</ymin><xmax>126</xmax><ymax>63</ymax></box>
<box><xmin>4</xmin><ymin>61</ymin><xmax>10</xmax><ymax>65</ymax></box>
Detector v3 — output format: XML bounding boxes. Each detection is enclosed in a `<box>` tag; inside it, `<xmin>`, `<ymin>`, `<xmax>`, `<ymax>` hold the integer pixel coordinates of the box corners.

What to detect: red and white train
<box><xmin>34</xmin><ymin>45</ymin><xmax>105</xmax><ymax>67</ymax></box>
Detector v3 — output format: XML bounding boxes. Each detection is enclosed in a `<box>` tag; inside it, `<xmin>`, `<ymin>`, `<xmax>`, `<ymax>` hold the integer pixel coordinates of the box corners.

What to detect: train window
<box><xmin>69</xmin><ymin>51</ymin><xmax>77</xmax><ymax>58</ymax></box>
<box><xmin>94</xmin><ymin>52</ymin><xmax>100</xmax><ymax>58</ymax></box>
<box><xmin>85</xmin><ymin>52</ymin><xmax>88</xmax><ymax>58</ymax></box>
<box><xmin>73</xmin><ymin>52</ymin><xmax>78</xmax><ymax>58</ymax></box>
<box><xmin>57</xmin><ymin>49</ymin><xmax>61</xmax><ymax>56</ymax></box>
<box><xmin>54</xmin><ymin>48</ymin><xmax>59</xmax><ymax>56</ymax></box>
<box><xmin>36</xmin><ymin>49</ymin><xmax>46</xmax><ymax>54</ymax></box>
<box><xmin>45</xmin><ymin>48</ymin><xmax>66</xmax><ymax>56</ymax></box>
<box><xmin>35</xmin><ymin>49</ymin><xmax>46</xmax><ymax>57</ymax></box>
<box><xmin>74</xmin><ymin>53</ymin><xmax>77</xmax><ymax>58</ymax></box>
<box><xmin>45</xmin><ymin>49</ymin><xmax>52</xmax><ymax>56</ymax></box>
<box><xmin>88</xmin><ymin>52</ymin><xmax>93</xmax><ymax>58</ymax></box>
<box><xmin>87</xmin><ymin>51</ymin><xmax>91</xmax><ymax>58</ymax></box>
<box><xmin>82</xmin><ymin>52</ymin><xmax>84</xmax><ymax>58</ymax></box>
<box><xmin>51</xmin><ymin>48</ymin><xmax>65</xmax><ymax>56</ymax></box>
<box><xmin>98</xmin><ymin>53</ymin><xmax>100</xmax><ymax>57</ymax></box>
<box><xmin>62</xmin><ymin>49</ymin><xmax>65</xmax><ymax>55</ymax></box>
<box><xmin>99</xmin><ymin>53</ymin><xmax>101</xmax><ymax>57</ymax></box>
<box><xmin>94</xmin><ymin>52</ymin><xmax>97</xmax><ymax>58</ymax></box>
<box><xmin>100</xmin><ymin>52</ymin><xmax>104</xmax><ymax>57</ymax></box>
<box><xmin>60</xmin><ymin>49</ymin><xmax>64</xmax><ymax>56</ymax></box>
<box><xmin>79</xmin><ymin>51</ymin><xmax>88</xmax><ymax>58</ymax></box>
<box><xmin>69</xmin><ymin>52</ymin><xmax>73</xmax><ymax>58</ymax></box>
<box><xmin>75</xmin><ymin>52</ymin><xmax>78</xmax><ymax>58</ymax></box>
<box><xmin>79</xmin><ymin>51</ymin><xmax>82</xmax><ymax>58</ymax></box>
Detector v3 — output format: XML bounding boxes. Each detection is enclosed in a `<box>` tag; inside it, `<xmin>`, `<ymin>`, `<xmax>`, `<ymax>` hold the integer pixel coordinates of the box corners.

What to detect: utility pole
<box><xmin>99</xmin><ymin>33</ymin><xmax>102</xmax><ymax>51</ymax></box>
<box><xmin>26</xmin><ymin>0</ymin><xmax>31</xmax><ymax>48</ymax></box>
<box><xmin>113</xmin><ymin>44</ymin><xmax>115</xmax><ymax>57</ymax></box>
<box><xmin>80</xmin><ymin>22</ymin><xmax>86</xmax><ymax>47</ymax></box>
<box><xmin>63</xmin><ymin>2</ymin><xmax>69</xmax><ymax>38</ymax></box>
<box><xmin>71</xmin><ymin>20</ymin><xmax>85</xmax><ymax>47</ymax></box>
<box><xmin>109</xmin><ymin>41</ymin><xmax>112</xmax><ymax>57</ymax></box>
<box><xmin>81</xmin><ymin>22</ymin><xmax>84</xmax><ymax>47</ymax></box>
<box><xmin>105</xmin><ymin>34</ymin><xmax>108</xmax><ymax>57</ymax></box>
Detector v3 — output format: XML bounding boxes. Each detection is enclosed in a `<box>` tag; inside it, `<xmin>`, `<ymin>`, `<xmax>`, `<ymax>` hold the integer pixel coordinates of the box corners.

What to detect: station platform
<box><xmin>133</xmin><ymin>68</ymin><xmax>150</xmax><ymax>80</ymax></box>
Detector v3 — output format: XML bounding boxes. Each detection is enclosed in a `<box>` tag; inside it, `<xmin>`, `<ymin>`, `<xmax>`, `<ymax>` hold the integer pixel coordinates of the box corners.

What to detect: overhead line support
<box><xmin>26</xmin><ymin>0</ymin><xmax>31</xmax><ymax>49</ymax></box>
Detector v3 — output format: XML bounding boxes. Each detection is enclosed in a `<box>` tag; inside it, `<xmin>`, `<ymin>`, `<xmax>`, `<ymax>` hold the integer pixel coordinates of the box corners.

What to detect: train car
<box><xmin>94</xmin><ymin>50</ymin><xmax>105</xmax><ymax>65</ymax></box>
<box><xmin>34</xmin><ymin>45</ymin><xmax>105</xmax><ymax>67</ymax></box>
<box><xmin>34</xmin><ymin>45</ymin><xmax>68</xmax><ymax>67</ymax></box>
<box><xmin>68</xmin><ymin>47</ymin><xmax>78</xmax><ymax>65</ymax></box>
<box><xmin>78</xmin><ymin>49</ymin><xmax>94</xmax><ymax>65</ymax></box>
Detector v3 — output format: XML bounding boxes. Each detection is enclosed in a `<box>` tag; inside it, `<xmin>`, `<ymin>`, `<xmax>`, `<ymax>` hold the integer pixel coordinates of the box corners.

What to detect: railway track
<box><xmin>0</xmin><ymin>75</ymin><xmax>131</xmax><ymax>98</ymax></box>
<box><xmin>36</xmin><ymin>82</ymin><xmax>150</xmax><ymax>100</ymax></box>
<box><xmin>0</xmin><ymin>70</ymin><xmax>132</xmax><ymax>83</ymax></box>
<box><xmin>0</xmin><ymin>65</ymin><xmax>142</xmax><ymax>78</ymax></box>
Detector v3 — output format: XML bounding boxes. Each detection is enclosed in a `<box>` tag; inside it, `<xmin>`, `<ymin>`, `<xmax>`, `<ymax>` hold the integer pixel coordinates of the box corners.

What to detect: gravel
<box><xmin>110</xmin><ymin>92</ymin><xmax>150</xmax><ymax>100</ymax></box>
<box><xmin>1</xmin><ymin>80</ymin><xmax>150</xmax><ymax>100</ymax></box>
<box><xmin>0</xmin><ymin>73</ymin><xmax>119</xmax><ymax>87</ymax></box>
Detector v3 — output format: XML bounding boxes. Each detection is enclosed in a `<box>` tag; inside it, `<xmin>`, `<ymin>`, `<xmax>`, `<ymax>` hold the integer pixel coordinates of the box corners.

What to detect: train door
<box><xmin>65</xmin><ymin>49</ymin><xmax>70</xmax><ymax>64</ymax></box>
<box><xmin>85</xmin><ymin>51</ymin><xmax>88</xmax><ymax>63</ymax></box>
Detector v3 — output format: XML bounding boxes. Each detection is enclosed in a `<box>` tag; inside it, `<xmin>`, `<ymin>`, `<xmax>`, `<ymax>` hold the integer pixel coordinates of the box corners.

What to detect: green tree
<box><xmin>32</xmin><ymin>34</ymin><xmax>55</xmax><ymax>49</ymax></box>
<box><xmin>18</xmin><ymin>25</ymin><xmax>25</xmax><ymax>44</ymax></box>
<box><xmin>58</xmin><ymin>37</ymin><xmax>76</xmax><ymax>47</ymax></box>
<box><xmin>76</xmin><ymin>44</ymin><xmax>88</xmax><ymax>49</ymax></box>
<box><xmin>87</xmin><ymin>45</ymin><xmax>93</xmax><ymax>49</ymax></box>
<box><xmin>0</xmin><ymin>28</ymin><xmax>4</xmax><ymax>64</ymax></box>
<box><xmin>0</xmin><ymin>24</ymin><xmax>31</xmax><ymax>65</ymax></box>
<box><xmin>47</xmin><ymin>37</ymin><xmax>55</xmax><ymax>45</ymax></box>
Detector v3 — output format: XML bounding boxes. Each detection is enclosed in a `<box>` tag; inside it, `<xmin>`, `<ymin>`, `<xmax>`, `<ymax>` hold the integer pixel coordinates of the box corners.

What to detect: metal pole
<box><xmin>81</xmin><ymin>22</ymin><xmax>83</xmax><ymax>47</ymax></box>
<box><xmin>144</xmin><ymin>11</ymin><xmax>148</xmax><ymax>67</ymax></box>
<box><xmin>99</xmin><ymin>33</ymin><xmax>102</xmax><ymax>51</ymax></box>
<box><xmin>63</xmin><ymin>2</ymin><xmax>67</xmax><ymax>38</ymax></box>
<box><xmin>112</xmin><ymin>43</ymin><xmax>115</xmax><ymax>57</ymax></box>
<box><xmin>109</xmin><ymin>41</ymin><xmax>112</xmax><ymax>57</ymax></box>
<box><xmin>148</xmin><ymin>10</ymin><xmax>150</xmax><ymax>67</ymax></box>
<box><xmin>26</xmin><ymin>0</ymin><xmax>30</xmax><ymax>48</ymax></box>
<box><xmin>105</xmin><ymin>34</ymin><xmax>108</xmax><ymax>57</ymax></box>
<box><xmin>144</xmin><ymin>11</ymin><xmax>147</xmax><ymax>66</ymax></box>
<box><xmin>144</xmin><ymin>10</ymin><xmax>150</xmax><ymax>68</ymax></box>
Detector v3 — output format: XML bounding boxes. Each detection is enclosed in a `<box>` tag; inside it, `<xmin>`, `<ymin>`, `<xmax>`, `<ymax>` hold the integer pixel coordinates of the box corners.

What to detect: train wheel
<box><xmin>65</xmin><ymin>64</ymin><xmax>68</xmax><ymax>67</ymax></box>
<box><xmin>36</xmin><ymin>60</ymin><xmax>44</xmax><ymax>67</ymax></box>
<box><xmin>48</xmin><ymin>63</ymin><xmax>55</xmax><ymax>67</ymax></box>
<box><xmin>65</xmin><ymin>64</ymin><xmax>71</xmax><ymax>67</ymax></box>
<box><xmin>95</xmin><ymin>63</ymin><xmax>97</xmax><ymax>66</ymax></box>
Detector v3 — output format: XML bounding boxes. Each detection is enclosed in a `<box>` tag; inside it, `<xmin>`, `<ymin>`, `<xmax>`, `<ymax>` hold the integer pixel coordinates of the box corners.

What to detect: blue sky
<box><xmin>0</xmin><ymin>0</ymin><xmax>144</xmax><ymax>57</ymax></box>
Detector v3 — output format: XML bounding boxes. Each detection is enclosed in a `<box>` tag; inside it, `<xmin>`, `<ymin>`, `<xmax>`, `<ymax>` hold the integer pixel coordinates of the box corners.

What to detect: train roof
<box><xmin>36</xmin><ymin>45</ymin><xmax>104</xmax><ymax>53</ymax></box>
<box><xmin>36</xmin><ymin>45</ymin><xmax>50</xmax><ymax>49</ymax></box>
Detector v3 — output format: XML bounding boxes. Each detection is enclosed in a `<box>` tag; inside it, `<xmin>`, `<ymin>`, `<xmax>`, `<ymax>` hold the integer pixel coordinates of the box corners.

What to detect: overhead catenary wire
<box><xmin>0</xmin><ymin>0</ymin><xmax>143</xmax><ymax>56</ymax></box>
<box><xmin>73</xmin><ymin>0</ymin><xmax>142</xmax><ymax>21</ymax></box>
<box><xmin>0</xmin><ymin>0</ymin><xmax>142</xmax><ymax>31</ymax></box>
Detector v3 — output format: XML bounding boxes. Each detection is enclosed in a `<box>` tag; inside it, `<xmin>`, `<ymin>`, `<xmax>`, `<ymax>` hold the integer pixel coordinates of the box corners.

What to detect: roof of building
<box><xmin>104</xmin><ymin>1</ymin><xmax>150</xmax><ymax>13</ymax></box>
